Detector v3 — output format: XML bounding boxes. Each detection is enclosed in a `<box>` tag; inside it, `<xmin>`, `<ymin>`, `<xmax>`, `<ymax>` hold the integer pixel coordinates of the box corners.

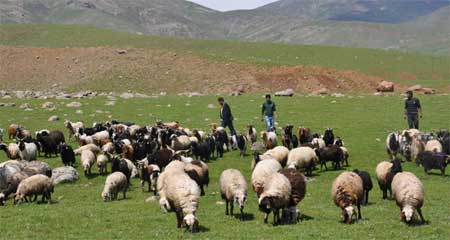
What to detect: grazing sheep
<box><xmin>81</xmin><ymin>150</ymin><xmax>95</xmax><ymax>176</ymax></box>
<box><xmin>352</xmin><ymin>169</ymin><xmax>373</xmax><ymax>205</ymax></box>
<box><xmin>315</xmin><ymin>145</ymin><xmax>344</xmax><ymax>171</ymax></box>
<box><xmin>158</xmin><ymin>171</ymin><xmax>200</xmax><ymax>232</ymax></box>
<box><xmin>170</xmin><ymin>135</ymin><xmax>191</xmax><ymax>151</ymax></box>
<box><xmin>219</xmin><ymin>169</ymin><xmax>247</xmax><ymax>221</ymax></box>
<box><xmin>18</xmin><ymin>140</ymin><xmax>38</xmax><ymax>161</ymax></box>
<box><xmin>23</xmin><ymin>161</ymin><xmax>52</xmax><ymax>178</ymax></box>
<box><xmin>261</xmin><ymin>131</ymin><xmax>277</xmax><ymax>150</ymax></box>
<box><xmin>323</xmin><ymin>128</ymin><xmax>335</xmax><ymax>146</ymax></box>
<box><xmin>246</xmin><ymin>124</ymin><xmax>257</xmax><ymax>144</ymax></box>
<box><xmin>417</xmin><ymin>151</ymin><xmax>449</xmax><ymax>176</ymax></box>
<box><xmin>111</xmin><ymin>157</ymin><xmax>131</xmax><ymax>183</ymax></box>
<box><xmin>386</xmin><ymin>132</ymin><xmax>401</xmax><ymax>160</ymax></box>
<box><xmin>331</xmin><ymin>171</ymin><xmax>363</xmax><ymax>224</ymax></box>
<box><xmin>251</xmin><ymin>159</ymin><xmax>282</xmax><ymax>197</ymax></box>
<box><xmin>92</xmin><ymin>131</ymin><xmax>110</xmax><ymax>146</ymax></box>
<box><xmin>253</xmin><ymin>146</ymin><xmax>289</xmax><ymax>170</ymax></box>
<box><xmin>96</xmin><ymin>154</ymin><xmax>109</xmax><ymax>175</ymax></box>
<box><xmin>0</xmin><ymin>171</ymin><xmax>29</xmax><ymax>205</ymax></box>
<box><xmin>0</xmin><ymin>143</ymin><xmax>21</xmax><ymax>159</ymax></box>
<box><xmin>376</xmin><ymin>160</ymin><xmax>400</xmax><ymax>200</ymax></box>
<box><xmin>14</xmin><ymin>174</ymin><xmax>54</xmax><ymax>204</ymax></box>
<box><xmin>64</xmin><ymin>120</ymin><xmax>85</xmax><ymax>141</ymax></box>
<box><xmin>258</xmin><ymin>173</ymin><xmax>291</xmax><ymax>225</ymax></box>
<box><xmin>74</xmin><ymin>144</ymin><xmax>101</xmax><ymax>155</ymax></box>
<box><xmin>391</xmin><ymin>172</ymin><xmax>425</xmax><ymax>223</ymax></box>
<box><xmin>60</xmin><ymin>143</ymin><xmax>75</xmax><ymax>167</ymax></box>
<box><xmin>424</xmin><ymin>140</ymin><xmax>442</xmax><ymax>153</ymax></box>
<box><xmin>8</xmin><ymin>124</ymin><xmax>20</xmax><ymax>140</ymax></box>
<box><xmin>286</xmin><ymin>147</ymin><xmax>318</xmax><ymax>176</ymax></box>
<box><xmin>101</xmin><ymin>142</ymin><xmax>115</xmax><ymax>154</ymax></box>
<box><xmin>101</xmin><ymin>172</ymin><xmax>129</xmax><ymax>202</ymax></box>
<box><xmin>236</xmin><ymin>134</ymin><xmax>248</xmax><ymax>157</ymax></box>
<box><xmin>279</xmin><ymin>168</ymin><xmax>307</xmax><ymax>223</ymax></box>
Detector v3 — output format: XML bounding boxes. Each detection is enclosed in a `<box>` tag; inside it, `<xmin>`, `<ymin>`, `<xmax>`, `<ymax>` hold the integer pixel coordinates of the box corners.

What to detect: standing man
<box><xmin>218</xmin><ymin>97</ymin><xmax>236</xmax><ymax>136</ymax></box>
<box><xmin>404</xmin><ymin>90</ymin><xmax>422</xmax><ymax>129</ymax></box>
<box><xmin>261</xmin><ymin>94</ymin><xmax>277</xmax><ymax>132</ymax></box>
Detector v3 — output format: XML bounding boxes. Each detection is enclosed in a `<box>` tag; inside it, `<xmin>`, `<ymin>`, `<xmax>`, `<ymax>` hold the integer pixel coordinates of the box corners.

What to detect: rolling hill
<box><xmin>0</xmin><ymin>0</ymin><xmax>449</xmax><ymax>55</ymax></box>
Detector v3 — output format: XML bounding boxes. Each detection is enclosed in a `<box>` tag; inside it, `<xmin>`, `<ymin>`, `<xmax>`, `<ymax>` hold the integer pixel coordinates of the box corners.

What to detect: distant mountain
<box><xmin>1</xmin><ymin>0</ymin><xmax>449</xmax><ymax>55</ymax></box>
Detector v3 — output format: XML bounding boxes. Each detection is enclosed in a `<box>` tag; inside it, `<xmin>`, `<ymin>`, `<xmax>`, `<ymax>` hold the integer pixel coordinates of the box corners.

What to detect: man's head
<box><xmin>406</xmin><ymin>91</ymin><xmax>413</xmax><ymax>99</ymax></box>
<box><xmin>218</xmin><ymin>97</ymin><xmax>224</xmax><ymax>106</ymax></box>
<box><xmin>265</xmin><ymin>94</ymin><xmax>271</xmax><ymax>101</ymax></box>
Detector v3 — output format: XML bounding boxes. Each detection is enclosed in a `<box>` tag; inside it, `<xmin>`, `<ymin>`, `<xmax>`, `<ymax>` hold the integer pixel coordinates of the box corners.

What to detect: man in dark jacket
<box><xmin>218</xmin><ymin>97</ymin><xmax>236</xmax><ymax>136</ymax></box>
<box><xmin>404</xmin><ymin>91</ymin><xmax>422</xmax><ymax>129</ymax></box>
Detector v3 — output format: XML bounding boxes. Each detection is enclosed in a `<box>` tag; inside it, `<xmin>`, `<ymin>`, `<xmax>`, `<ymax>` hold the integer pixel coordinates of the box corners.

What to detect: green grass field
<box><xmin>0</xmin><ymin>94</ymin><xmax>449</xmax><ymax>239</ymax></box>
<box><xmin>1</xmin><ymin>25</ymin><xmax>449</xmax><ymax>88</ymax></box>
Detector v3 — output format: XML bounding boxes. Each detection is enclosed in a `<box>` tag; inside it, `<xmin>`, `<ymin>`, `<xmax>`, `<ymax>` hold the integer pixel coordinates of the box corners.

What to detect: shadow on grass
<box><xmin>425</xmin><ymin>172</ymin><xmax>447</xmax><ymax>177</ymax></box>
<box><xmin>407</xmin><ymin>219</ymin><xmax>430</xmax><ymax>227</ymax></box>
<box><xmin>196</xmin><ymin>225</ymin><xmax>210</xmax><ymax>233</ymax></box>
<box><xmin>300</xmin><ymin>214</ymin><xmax>314</xmax><ymax>222</ymax></box>
<box><xmin>85</xmin><ymin>173</ymin><xmax>100</xmax><ymax>180</ymax></box>
<box><xmin>233</xmin><ymin>212</ymin><xmax>255</xmax><ymax>221</ymax></box>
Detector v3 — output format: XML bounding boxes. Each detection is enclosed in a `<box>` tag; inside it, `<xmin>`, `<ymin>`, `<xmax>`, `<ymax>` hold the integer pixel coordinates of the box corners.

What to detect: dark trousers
<box><xmin>221</xmin><ymin>120</ymin><xmax>236</xmax><ymax>136</ymax></box>
<box><xmin>407</xmin><ymin>114</ymin><xmax>419</xmax><ymax>129</ymax></box>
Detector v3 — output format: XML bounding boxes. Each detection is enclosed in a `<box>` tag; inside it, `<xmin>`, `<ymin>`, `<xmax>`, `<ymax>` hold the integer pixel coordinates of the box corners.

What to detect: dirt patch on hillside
<box><xmin>0</xmin><ymin>46</ymin><xmax>395</xmax><ymax>93</ymax></box>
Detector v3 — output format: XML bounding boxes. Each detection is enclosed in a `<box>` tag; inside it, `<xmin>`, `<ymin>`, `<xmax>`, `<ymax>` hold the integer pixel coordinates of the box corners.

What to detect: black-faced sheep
<box><xmin>352</xmin><ymin>169</ymin><xmax>373</xmax><ymax>205</ymax></box>
<box><xmin>331</xmin><ymin>171</ymin><xmax>363</xmax><ymax>224</ymax></box>
<box><xmin>101</xmin><ymin>172</ymin><xmax>128</xmax><ymax>202</ymax></box>
<box><xmin>14</xmin><ymin>174</ymin><xmax>54</xmax><ymax>204</ymax></box>
<box><xmin>286</xmin><ymin>147</ymin><xmax>317</xmax><ymax>176</ymax></box>
<box><xmin>191</xmin><ymin>141</ymin><xmax>212</xmax><ymax>162</ymax></box>
<box><xmin>391</xmin><ymin>172</ymin><xmax>425</xmax><ymax>223</ymax></box>
<box><xmin>417</xmin><ymin>151</ymin><xmax>449</xmax><ymax>176</ymax></box>
<box><xmin>60</xmin><ymin>143</ymin><xmax>75</xmax><ymax>167</ymax></box>
<box><xmin>18</xmin><ymin>140</ymin><xmax>38</xmax><ymax>161</ymax></box>
<box><xmin>258</xmin><ymin>172</ymin><xmax>291</xmax><ymax>225</ymax></box>
<box><xmin>386</xmin><ymin>132</ymin><xmax>401</xmax><ymax>160</ymax></box>
<box><xmin>279</xmin><ymin>168</ymin><xmax>307</xmax><ymax>223</ymax></box>
<box><xmin>111</xmin><ymin>157</ymin><xmax>131</xmax><ymax>183</ymax></box>
<box><xmin>251</xmin><ymin>159</ymin><xmax>282</xmax><ymax>197</ymax></box>
<box><xmin>315</xmin><ymin>145</ymin><xmax>343</xmax><ymax>171</ymax></box>
<box><xmin>219</xmin><ymin>169</ymin><xmax>247</xmax><ymax>221</ymax></box>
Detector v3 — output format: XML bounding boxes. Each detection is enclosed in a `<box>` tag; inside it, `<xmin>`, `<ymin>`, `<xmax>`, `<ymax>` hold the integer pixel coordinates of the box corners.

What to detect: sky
<box><xmin>187</xmin><ymin>0</ymin><xmax>279</xmax><ymax>11</ymax></box>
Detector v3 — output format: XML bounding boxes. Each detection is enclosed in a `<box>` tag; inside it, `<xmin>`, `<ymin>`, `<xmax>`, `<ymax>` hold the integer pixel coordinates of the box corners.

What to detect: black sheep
<box><xmin>111</xmin><ymin>157</ymin><xmax>131</xmax><ymax>183</ymax></box>
<box><xmin>191</xmin><ymin>141</ymin><xmax>212</xmax><ymax>162</ymax></box>
<box><xmin>236</xmin><ymin>134</ymin><xmax>247</xmax><ymax>157</ymax></box>
<box><xmin>352</xmin><ymin>169</ymin><xmax>373</xmax><ymax>205</ymax></box>
<box><xmin>207</xmin><ymin>136</ymin><xmax>216</xmax><ymax>159</ymax></box>
<box><xmin>385</xmin><ymin>158</ymin><xmax>402</xmax><ymax>199</ymax></box>
<box><xmin>291</xmin><ymin>135</ymin><xmax>299</xmax><ymax>149</ymax></box>
<box><xmin>214</xmin><ymin>132</ymin><xmax>226</xmax><ymax>158</ymax></box>
<box><xmin>60</xmin><ymin>143</ymin><xmax>75</xmax><ymax>167</ymax></box>
<box><xmin>323</xmin><ymin>128</ymin><xmax>335</xmax><ymax>146</ymax></box>
<box><xmin>315</xmin><ymin>145</ymin><xmax>343</xmax><ymax>171</ymax></box>
<box><xmin>147</xmin><ymin>148</ymin><xmax>173</xmax><ymax>169</ymax></box>
<box><xmin>36</xmin><ymin>130</ymin><xmax>65</xmax><ymax>158</ymax></box>
<box><xmin>437</xmin><ymin>130</ymin><xmax>450</xmax><ymax>155</ymax></box>
<box><xmin>78</xmin><ymin>127</ymin><xmax>96</xmax><ymax>136</ymax></box>
<box><xmin>417</xmin><ymin>151</ymin><xmax>449</xmax><ymax>176</ymax></box>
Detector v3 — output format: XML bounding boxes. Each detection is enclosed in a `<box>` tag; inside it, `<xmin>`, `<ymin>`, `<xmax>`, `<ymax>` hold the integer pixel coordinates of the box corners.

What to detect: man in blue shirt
<box><xmin>261</xmin><ymin>94</ymin><xmax>277</xmax><ymax>132</ymax></box>
<box><xmin>404</xmin><ymin>91</ymin><xmax>422</xmax><ymax>129</ymax></box>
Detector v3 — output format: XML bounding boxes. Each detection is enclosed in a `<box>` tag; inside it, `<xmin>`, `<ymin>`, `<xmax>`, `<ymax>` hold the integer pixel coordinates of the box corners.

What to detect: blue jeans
<box><xmin>264</xmin><ymin>116</ymin><xmax>275</xmax><ymax>132</ymax></box>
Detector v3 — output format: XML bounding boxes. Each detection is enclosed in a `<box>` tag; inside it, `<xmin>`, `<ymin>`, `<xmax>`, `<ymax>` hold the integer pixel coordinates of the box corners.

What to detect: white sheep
<box><xmin>286</xmin><ymin>147</ymin><xmax>318</xmax><ymax>176</ymax></box>
<box><xmin>101</xmin><ymin>171</ymin><xmax>128</xmax><ymax>201</ymax></box>
<box><xmin>261</xmin><ymin>131</ymin><xmax>277</xmax><ymax>149</ymax></box>
<box><xmin>14</xmin><ymin>174</ymin><xmax>54</xmax><ymax>204</ymax></box>
<box><xmin>170</xmin><ymin>134</ymin><xmax>191</xmax><ymax>151</ymax></box>
<box><xmin>158</xmin><ymin>171</ymin><xmax>200</xmax><ymax>232</ymax></box>
<box><xmin>258</xmin><ymin>172</ymin><xmax>291</xmax><ymax>225</ymax></box>
<box><xmin>127</xmin><ymin>125</ymin><xmax>141</xmax><ymax>139</ymax></box>
<box><xmin>424</xmin><ymin>139</ymin><xmax>442</xmax><ymax>153</ymax></box>
<box><xmin>263</xmin><ymin>146</ymin><xmax>290</xmax><ymax>167</ymax></box>
<box><xmin>92</xmin><ymin>130</ymin><xmax>110</xmax><ymax>146</ymax></box>
<box><xmin>74</xmin><ymin>144</ymin><xmax>101</xmax><ymax>155</ymax></box>
<box><xmin>331</xmin><ymin>171</ymin><xmax>364</xmax><ymax>224</ymax></box>
<box><xmin>375</xmin><ymin>161</ymin><xmax>393</xmax><ymax>199</ymax></box>
<box><xmin>96</xmin><ymin>154</ymin><xmax>109</xmax><ymax>175</ymax></box>
<box><xmin>312</xmin><ymin>137</ymin><xmax>326</xmax><ymax>149</ymax></box>
<box><xmin>18</xmin><ymin>141</ymin><xmax>38</xmax><ymax>161</ymax></box>
<box><xmin>251</xmin><ymin>159</ymin><xmax>282</xmax><ymax>197</ymax></box>
<box><xmin>81</xmin><ymin>150</ymin><xmax>95</xmax><ymax>176</ymax></box>
<box><xmin>391</xmin><ymin>172</ymin><xmax>425</xmax><ymax>223</ymax></box>
<box><xmin>410</xmin><ymin>137</ymin><xmax>424</xmax><ymax>163</ymax></box>
<box><xmin>219</xmin><ymin>169</ymin><xmax>248</xmax><ymax>221</ymax></box>
<box><xmin>101</xmin><ymin>142</ymin><xmax>115</xmax><ymax>154</ymax></box>
<box><xmin>76</xmin><ymin>134</ymin><xmax>94</xmax><ymax>146</ymax></box>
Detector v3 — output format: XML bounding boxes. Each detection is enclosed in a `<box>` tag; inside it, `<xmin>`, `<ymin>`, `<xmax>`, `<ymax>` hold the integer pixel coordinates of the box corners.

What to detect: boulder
<box><xmin>275</xmin><ymin>88</ymin><xmax>294</xmax><ymax>97</ymax></box>
<box><xmin>421</xmin><ymin>88</ymin><xmax>435</xmax><ymax>95</ymax></box>
<box><xmin>407</xmin><ymin>84</ymin><xmax>422</xmax><ymax>92</ymax></box>
<box><xmin>52</xmin><ymin>166</ymin><xmax>80</xmax><ymax>185</ymax></box>
<box><xmin>20</xmin><ymin>103</ymin><xmax>30</xmax><ymax>109</ymax></box>
<box><xmin>230</xmin><ymin>91</ymin><xmax>241</xmax><ymax>96</ymax></box>
<box><xmin>120</xmin><ymin>93</ymin><xmax>134</xmax><ymax>99</ymax></box>
<box><xmin>48</xmin><ymin>115</ymin><xmax>60</xmax><ymax>122</ymax></box>
<box><xmin>376</xmin><ymin>81</ymin><xmax>394</xmax><ymax>92</ymax></box>
<box><xmin>117</xmin><ymin>49</ymin><xmax>128</xmax><ymax>55</ymax></box>
<box><xmin>312</xmin><ymin>88</ymin><xmax>329</xmax><ymax>95</ymax></box>
<box><xmin>207</xmin><ymin>104</ymin><xmax>216</xmax><ymax>109</ymax></box>
<box><xmin>66</xmin><ymin>101</ymin><xmax>82</xmax><ymax>108</ymax></box>
<box><xmin>42</xmin><ymin>101</ymin><xmax>55</xmax><ymax>109</ymax></box>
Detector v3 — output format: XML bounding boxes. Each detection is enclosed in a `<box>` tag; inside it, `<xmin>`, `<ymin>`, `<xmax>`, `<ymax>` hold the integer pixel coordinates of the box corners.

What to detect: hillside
<box><xmin>0</xmin><ymin>25</ymin><xmax>448</xmax><ymax>94</ymax></box>
<box><xmin>0</xmin><ymin>0</ymin><xmax>448</xmax><ymax>55</ymax></box>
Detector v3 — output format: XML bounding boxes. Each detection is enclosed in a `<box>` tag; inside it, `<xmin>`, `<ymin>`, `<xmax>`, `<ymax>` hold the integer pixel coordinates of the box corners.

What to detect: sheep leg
<box><xmin>273</xmin><ymin>209</ymin><xmax>279</xmax><ymax>225</ymax></box>
<box><xmin>240</xmin><ymin>208</ymin><xmax>244</xmax><ymax>221</ymax></box>
<box><xmin>357</xmin><ymin>203</ymin><xmax>362</xmax><ymax>219</ymax></box>
<box><xmin>365</xmin><ymin>191</ymin><xmax>369</xmax><ymax>205</ymax></box>
<box><xmin>200</xmin><ymin>186</ymin><xmax>205</xmax><ymax>196</ymax></box>
<box><xmin>123</xmin><ymin>190</ymin><xmax>126</xmax><ymax>199</ymax></box>
<box><xmin>263</xmin><ymin>213</ymin><xmax>269</xmax><ymax>224</ymax></box>
<box><xmin>417</xmin><ymin>208</ymin><xmax>425</xmax><ymax>223</ymax></box>
<box><xmin>140</xmin><ymin>180</ymin><xmax>145</xmax><ymax>192</ymax></box>
<box><xmin>33</xmin><ymin>194</ymin><xmax>37</xmax><ymax>202</ymax></box>
<box><xmin>230</xmin><ymin>202</ymin><xmax>234</xmax><ymax>216</ymax></box>
<box><xmin>225</xmin><ymin>200</ymin><xmax>229</xmax><ymax>215</ymax></box>
<box><xmin>176</xmin><ymin>211</ymin><xmax>183</xmax><ymax>228</ymax></box>
<box><xmin>47</xmin><ymin>192</ymin><xmax>52</xmax><ymax>204</ymax></box>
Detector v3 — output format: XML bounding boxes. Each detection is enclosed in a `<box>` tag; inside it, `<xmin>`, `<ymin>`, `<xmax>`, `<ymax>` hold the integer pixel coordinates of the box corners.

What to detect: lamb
<box><xmin>0</xmin><ymin>143</ymin><xmax>21</xmax><ymax>159</ymax></box>
<box><xmin>323</xmin><ymin>128</ymin><xmax>335</xmax><ymax>146</ymax></box>
<box><xmin>261</xmin><ymin>131</ymin><xmax>277</xmax><ymax>149</ymax></box>
<box><xmin>101</xmin><ymin>172</ymin><xmax>129</xmax><ymax>202</ymax></box>
<box><xmin>424</xmin><ymin>139</ymin><xmax>442</xmax><ymax>153</ymax></box>
<box><xmin>138</xmin><ymin>162</ymin><xmax>160</xmax><ymax>194</ymax></box>
<box><xmin>258</xmin><ymin>172</ymin><xmax>291</xmax><ymax>225</ymax></box>
<box><xmin>251</xmin><ymin>159</ymin><xmax>282</xmax><ymax>197</ymax></box>
<box><xmin>74</xmin><ymin>144</ymin><xmax>101</xmax><ymax>155</ymax></box>
<box><xmin>158</xmin><ymin>171</ymin><xmax>200</xmax><ymax>232</ymax></box>
<box><xmin>81</xmin><ymin>150</ymin><xmax>95</xmax><ymax>176</ymax></box>
<box><xmin>417</xmin><ymin>151</ymin><xmax>449</xmax><ymax>176</ymax></box>
<box><xmin>286</xmin><ymin>147</ymin><xmax>318</xmax><ymax>176</ymax></box>
<box><xmin>96</xmin><ymin>154</ymin><xmax>109</xmax><ymax>175</ymax></box>
<box><xmin>64</xmin><ymin>120</ymin><xmax>85</xmax><ymax>141</ymax></box>
<box><xmin>315</xmin><ymin>145</ymin><xmax>344</xmax><ymax>171</ymax></box>
<box><xmin>18</xmin><ymin>140</ymin><xmax>38</xmax><ymax>161</ymax></box>
<box><xmin>279</xmin><ymin>168</ymin><xmax>307</xmax><ymax>223</ymax></box>
<box><xmin>246</xmin><ymin>124</ymin><xmax>257</xmax><ymax>144</ymax></box>
<box><xmin>391</xmin><ymin>172</ymin><xmax>425</xmax><ymax>223</ymax></box>
<box><xmin>386</xmin><ymin>132</ymin><xmax>401</xmax><ymax>160</ymax></box>
<box><xmin>219</xmin><ymin>169</ymin><xmax>247</xmax><ymax>221</ymax></box>
<box><xmin>331</xmin><ymin>171</ymin><xmax>363</xmax><ymax>224</ymax></box>
<box><xmin>14</xmin><ymin>174</ymin><xmax>54</xmax><ymax>204</ymax></box>
<box><xmin>352</xmin><ymin>169</ymin><xmax>373</xmax><ymax>205</ymax></box>
<box><xmin>170</xmin><ymin>134</ymin><xmax>191</xmax><ymax>151</ymax></box>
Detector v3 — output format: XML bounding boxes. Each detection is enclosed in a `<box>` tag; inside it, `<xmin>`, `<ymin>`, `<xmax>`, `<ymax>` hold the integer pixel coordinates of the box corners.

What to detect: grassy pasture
<box><xmin>0</xmin><ymin>94</ymin><xmax>449</xmax><ymax>239</ymax></box>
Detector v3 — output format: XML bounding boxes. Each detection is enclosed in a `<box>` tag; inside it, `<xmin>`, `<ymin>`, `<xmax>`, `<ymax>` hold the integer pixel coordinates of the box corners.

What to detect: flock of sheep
<box><xmin>0</xmin><ymin>120</ymin><xmax>449</xmax><ymax>232</ymax></box>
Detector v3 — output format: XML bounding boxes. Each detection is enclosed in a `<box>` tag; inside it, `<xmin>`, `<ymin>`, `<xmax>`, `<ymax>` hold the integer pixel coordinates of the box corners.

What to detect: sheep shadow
<box><xmin>232</xmin><ymin>212</ymin><xmax>255</xmax><ymax>221</ymax></box>
<box><xmin>425</xmin><ymin>172</ymin><xmax>447</xmax><ymax>177</ymax></box>
<box><xmin>85</xmin><ymin>173</ymin><xmax>101</xmax><ymax>180</ymax></box>
<box><xmin>299</xmin><ymin>214</ymin><xmax>314</xmax><ymax>222</ymax></box>
<box><xmin>195</xmin><ymin>225</ymin><xmax>210</xmax><ymax>233</ymax></box>
<box><xmin>407</xmin><ymin>219</ymin><xmax>430</xmax><ymax>227</ymax></box>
